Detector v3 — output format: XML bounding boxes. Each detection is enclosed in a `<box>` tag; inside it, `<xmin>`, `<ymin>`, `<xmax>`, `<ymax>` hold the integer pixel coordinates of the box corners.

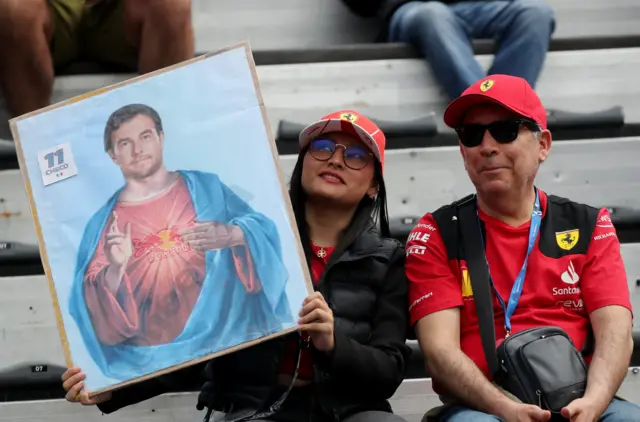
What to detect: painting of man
<box><xmin>68</xmin><ymin>103</ymin><xmax>293</xmax><ymax>381</ymax></box>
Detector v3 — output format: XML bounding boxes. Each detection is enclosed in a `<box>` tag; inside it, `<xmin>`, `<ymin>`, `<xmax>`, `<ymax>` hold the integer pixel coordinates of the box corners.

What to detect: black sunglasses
<box><xmin>308</xmin><ymin>138</ymin><xmax>373</xmax><ymax>170</ymax></box>
<box><xmin>455</xmin><ymin>119</ymin><xmax>541</xmax><ymax>148</ymax></box>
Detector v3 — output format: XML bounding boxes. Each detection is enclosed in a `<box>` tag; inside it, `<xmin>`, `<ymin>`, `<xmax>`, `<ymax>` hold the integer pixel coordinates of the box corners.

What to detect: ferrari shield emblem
<box><xmin>480</xmin><ymin>79</ymin><xmax>494</xmax><ymax>92</ymax></box>
<box><xmin>556</xmin><ymin>229</ymin><xmax>579</xmax><ymax>251</ymax></box>
<box><xmin>339</xmin><ymin>112</ymin><xmax>358</xmax><ymax>123</ymax></box>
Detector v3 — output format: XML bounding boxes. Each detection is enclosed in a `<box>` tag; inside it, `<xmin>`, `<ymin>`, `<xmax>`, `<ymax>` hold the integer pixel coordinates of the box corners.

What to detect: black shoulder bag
<box><xmin>457</xmin><ymin>195</ymin><xmax>588</xmax><ymax>414</ymax></box>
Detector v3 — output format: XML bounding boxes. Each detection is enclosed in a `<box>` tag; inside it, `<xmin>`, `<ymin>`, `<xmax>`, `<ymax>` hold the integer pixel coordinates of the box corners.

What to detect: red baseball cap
<box><xmin>298</xmin><ymin>110</ymin><xmax>386</xmax><ymax>170</ymax></box>
<box><xmin>443</xmin><ymin>74</ymin><xmax>547</xmax><ymax>130</ymax></box>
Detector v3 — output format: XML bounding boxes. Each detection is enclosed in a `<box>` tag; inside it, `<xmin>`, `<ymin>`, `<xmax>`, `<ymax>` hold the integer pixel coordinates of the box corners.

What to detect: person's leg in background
<box><xmin>127</xmin><ymin>0</ymin><xmax>195</xmax><ymax>73</ymax></box>
<box><xmin>452</xmin><ymin>0</ymin><xmax>555</xmax><ymax>89</ymax></box>
<box><xmin>0</xmin><ymin>0</ymin><xmax>81</xmax><ymax>118</ymax></box>
<box><xmin>387</xmin><ymin>1</ymin><xmax>485</xmax><ymax>100</ymax></box>
<box><xmin>82</xmin><ymin>0</ymin><xmax>195</xmax><ymax>74</ymax></box>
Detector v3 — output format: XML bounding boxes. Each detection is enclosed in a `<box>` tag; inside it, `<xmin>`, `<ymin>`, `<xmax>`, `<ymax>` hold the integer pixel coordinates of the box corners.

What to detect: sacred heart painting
<box><xmin>8</xmin><ymin>42</ymin><xmax>313</xmax><ymax>395</ymax></box>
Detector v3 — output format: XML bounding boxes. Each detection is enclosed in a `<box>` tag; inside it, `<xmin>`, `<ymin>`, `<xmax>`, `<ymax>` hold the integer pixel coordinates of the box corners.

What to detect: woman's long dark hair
<box><xmin>289</xmin><ymin>146</ymin><xmax>390</xmax><ymax>266</ymax></box>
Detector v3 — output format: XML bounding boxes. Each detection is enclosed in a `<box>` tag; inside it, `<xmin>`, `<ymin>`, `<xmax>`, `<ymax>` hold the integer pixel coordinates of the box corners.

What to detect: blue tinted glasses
<box><xmin>308</xmin><ymin>138</ymin><xmax>373</xmax><ymax>170</ymax></box>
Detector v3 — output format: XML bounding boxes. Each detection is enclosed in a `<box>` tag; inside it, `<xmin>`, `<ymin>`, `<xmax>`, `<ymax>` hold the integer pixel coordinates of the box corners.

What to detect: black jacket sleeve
<box><xmin>97</xmin><ymin>361</ymin><xmax>207</xmax><ymax>414</ymax></box>
<box><xmin>315</xmin><ymin>247</ymin><xmax>411</xmax><ymax>400</ymax></box>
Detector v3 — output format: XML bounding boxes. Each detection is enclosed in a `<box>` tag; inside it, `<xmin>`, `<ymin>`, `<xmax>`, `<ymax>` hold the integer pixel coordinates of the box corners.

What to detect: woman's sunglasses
<box><xmin>455</xmin><ymin>119</ymin><xmax>541</xmax><ymax>148</ymax></box>
<box><xmin>308</xmin><ymin>138</ymin><xmax>373</xmax><ymax>170</ymax></box>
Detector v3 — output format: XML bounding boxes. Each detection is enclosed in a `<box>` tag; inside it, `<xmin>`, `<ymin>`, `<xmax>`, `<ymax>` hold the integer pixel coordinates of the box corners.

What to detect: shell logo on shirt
<box><xmin>555</xmin><ymin>229</ymin><xmax>579</xmax><ymax>251</ymax></box>
<box><xmin>461</xmin><ymin>267</ymin><xmax>474</xmax><ymax>298</ymax></box>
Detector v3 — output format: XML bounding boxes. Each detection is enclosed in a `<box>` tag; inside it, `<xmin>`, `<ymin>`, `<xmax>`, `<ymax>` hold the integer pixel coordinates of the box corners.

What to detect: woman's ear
<box><xmin>367</xmin><ymin>181</ymin><xmax>379</xmax><ymax>199</ymax></box>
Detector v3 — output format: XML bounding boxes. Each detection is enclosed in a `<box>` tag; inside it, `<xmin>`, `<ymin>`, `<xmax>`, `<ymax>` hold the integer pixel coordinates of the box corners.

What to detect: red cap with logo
<box><xmin>298</xmin><ymin>110</ymin><xmax>386</xmax><ymax>170</ymax></box>
<box><xmin>443</xmin><ymin>74</ymin><xmax>547</xmax><ymax>130</ymax></box>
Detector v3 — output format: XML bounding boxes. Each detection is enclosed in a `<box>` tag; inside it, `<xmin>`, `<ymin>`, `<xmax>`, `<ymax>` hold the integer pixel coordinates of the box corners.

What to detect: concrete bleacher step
<box><xmin>1</xmin><ymin>372</ymin><xmax>640</xmax><ymax>422</ymax></box>
<box><xmin>2</xmin><ymin>47</ymin><xmax>640</xmax><ymax>142</ymax></box>
<box><xmin>256</xmin><ymin>48</ymin><xmax>640</xmax><ymax>134</ymax></box>
<box><xmin>160</xmin><ymin>0</ymin><xmax>640</xmax><ymax>54</ymax></box>
<box><xmin>0</xmin><ymin>381</ymin><xmax>443</xmax><ymax>422</ymax></box>
<box><xmin>276</xmin><ymin>106</ymin><xmax>626</xmax><ymax>144</ymax></box>
<box><xmin>1</xmin><ymin>242</ymin><xmax>638</xmax><ymax>388</ymax></box>
<box><xmin>42</xmin><ymin>0</ymin><xmax>640</xmax><ymax>75</ymax></box>
<box><xmin>2</xmin><ymin>138</ymin><xmax>640</xmax><ymax>251</ymax></box>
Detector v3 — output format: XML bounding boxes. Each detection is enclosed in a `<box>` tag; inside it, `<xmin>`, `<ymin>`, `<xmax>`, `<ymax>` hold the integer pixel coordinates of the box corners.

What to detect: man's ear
<box><xmin>107</xmin><ymin>149</ymin><xmax>117</xmax><ymax>163</ymax></box>
<box><xmin>459</xmin><ymin>141</ymin><xmax>468</xmax><ymax>170</ymax></box>
<box><xmin>537</xmin><ymin>130</ymin><xmax>552</xmax><ymax>163</ymax></box>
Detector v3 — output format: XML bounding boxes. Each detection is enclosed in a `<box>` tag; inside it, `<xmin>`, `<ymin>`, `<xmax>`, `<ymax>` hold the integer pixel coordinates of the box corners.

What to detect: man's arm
<box><xmin>581</xmin><ymin>305</ymin><xmax>634</xmax><ymax>414</ymax></box>
<box><xmin>82</xmin><ymin>219</ymin><xmax>139</xmax><ymax>345</ymax></box>
<box><xmin>578</xmin><ymin>208</ymin><xmax>635</xmax><ymax>414</ymax></box>
<box><xmin>405</xmin><ymin>214</ymin><xmax>549</xmax><ymax>421</ymax></box>
<box><xmin>415</xmin><ymin>310</ymin><xmax>515</xmax><ymax>418</ymax></box>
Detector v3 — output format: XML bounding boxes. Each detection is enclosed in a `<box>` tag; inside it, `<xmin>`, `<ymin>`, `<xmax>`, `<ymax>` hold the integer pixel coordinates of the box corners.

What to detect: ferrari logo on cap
<box><xmin>556</xmin><ymin>229</ymin><xmax>579</xmax><ymax>251</ymax></box>
<box><xmin>339</xmin><ymin>112</ymin><xmax>358</xmax><ymax>123</ymax></box>
<box><xmin>480</xmin><ymin>79</ymin><xmax>494</xmax><ymax>92</ymax></box>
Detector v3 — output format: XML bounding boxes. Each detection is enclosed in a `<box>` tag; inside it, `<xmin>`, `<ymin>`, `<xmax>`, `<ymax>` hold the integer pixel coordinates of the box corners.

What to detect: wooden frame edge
<box><xmin>7</xmin><ymin>119</ymin><xmax>75</xmax><ymax>373</ymax></box>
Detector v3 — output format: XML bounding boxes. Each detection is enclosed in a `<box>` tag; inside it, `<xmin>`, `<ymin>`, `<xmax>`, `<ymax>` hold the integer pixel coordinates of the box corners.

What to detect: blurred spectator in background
<box><xmin>0</xmin><ymin>0</ymin><xmax>194</xmax><ymax>118</ymax></box>
<box><xmin>342</xmin><ymin>0</ymin><xmax>555</xmax><ymax>100</ymax></box>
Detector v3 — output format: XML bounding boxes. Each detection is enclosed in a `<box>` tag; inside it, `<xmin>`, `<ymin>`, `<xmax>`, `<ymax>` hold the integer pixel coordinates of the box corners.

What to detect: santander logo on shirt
<box><xmin>553</xmin><ymin>260</ymin><xmax>584</xmax><ymax>312</ymax></box>
<box><xmin>553</xmin><ymin>260</ymin><xmax>581</xmax><ymax>294</ymax></box>
<box><xmin>561</xmin><ymin>260</ymin><xmax>580</xmax><ymax>285</ymax></box>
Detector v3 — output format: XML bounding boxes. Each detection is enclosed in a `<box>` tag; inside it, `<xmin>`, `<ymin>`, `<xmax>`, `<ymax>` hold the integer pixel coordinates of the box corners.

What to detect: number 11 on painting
<box><xmin>37</xmin><ymin>143</ymin><xmax>79</xmax><ymax>186</ymax></box>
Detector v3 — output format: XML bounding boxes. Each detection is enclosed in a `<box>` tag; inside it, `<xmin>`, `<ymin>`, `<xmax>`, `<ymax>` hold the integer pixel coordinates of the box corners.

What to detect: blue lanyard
<box><xmin>477</xmin><ymin>190</ymin><xmax>542</xmax><ymax>337</ymax></box>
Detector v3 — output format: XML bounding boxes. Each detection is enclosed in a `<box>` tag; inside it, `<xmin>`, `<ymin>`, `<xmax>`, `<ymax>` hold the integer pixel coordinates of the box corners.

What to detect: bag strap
<box><xmin>453</xmin><ymin>195</ymin><xmax>595</xmax><ymax>375</ymax></box>
<box><xmin>457</xmin><ymin>199</ymin><xmax>500</xmax><ymax>377</ymax></box>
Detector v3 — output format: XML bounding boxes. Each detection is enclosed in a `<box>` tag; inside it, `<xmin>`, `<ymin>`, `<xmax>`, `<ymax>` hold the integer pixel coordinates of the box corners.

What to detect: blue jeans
<box><xmin>388</xmin><ymin>0</ymin><xmax>555</xmax><ymax>100</ymax></box>
<box><xmin>439</xmin><ymin>398</ymin><xmax>640</xmax><ymax>421</ymax></box>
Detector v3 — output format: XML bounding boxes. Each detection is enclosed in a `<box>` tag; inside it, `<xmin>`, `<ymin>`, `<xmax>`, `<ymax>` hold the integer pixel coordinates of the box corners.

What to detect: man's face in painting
<box><xmin>107</xmin><ymin>114</ymin><xmax>165</xmax><ymax>180</ymax></box>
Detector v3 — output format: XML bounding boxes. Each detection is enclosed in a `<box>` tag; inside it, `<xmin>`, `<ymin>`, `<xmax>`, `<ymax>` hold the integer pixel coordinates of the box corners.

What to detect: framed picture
<box><xmin>8</xmin><ymin>42</ymin><xmax>314</xmax><ymax>395</ymax></box>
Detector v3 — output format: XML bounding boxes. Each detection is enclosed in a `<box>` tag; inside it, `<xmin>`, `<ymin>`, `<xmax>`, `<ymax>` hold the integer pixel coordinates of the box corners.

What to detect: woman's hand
<box><xmin>62</xmin><ymin>367</ymin><xmax>112</xmax><ymax>405</ymax></box>
<box><xmin>298</xmin><ymin>292</ymin><xmax>335</xmax><ymax>353</ymax></box>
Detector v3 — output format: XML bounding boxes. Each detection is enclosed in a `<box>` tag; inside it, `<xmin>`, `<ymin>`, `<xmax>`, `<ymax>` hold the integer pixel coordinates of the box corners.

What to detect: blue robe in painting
<box><xmin>68</xmin><ymin>170</ymin><xmax>293</xmax><ymax>382</ymax></box>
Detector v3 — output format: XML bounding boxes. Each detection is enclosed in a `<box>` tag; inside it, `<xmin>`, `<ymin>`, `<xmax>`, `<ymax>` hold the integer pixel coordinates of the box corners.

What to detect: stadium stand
<box><xmin>1</xmin><ymin>366</ymin><xmax>639</xmax><ymax>422</ymax></box>
<box><xmin>1</xmin><ymin>0</ymin><xmax>640</xmax><ymax>141</ymax></box>
<box><xmin>1</xmin><ymin>144</ymin><xmax>640</xmax><ymax>404</ymax></box>
<box><xmin>42</xmin><ymin>0</ymin><xmax>640</xmax><ymax>72</ymax></box>
<box><xmin>3</xmin><ymin>137</ymin><xmax>640</xmax><ymax>259</ymax></box>
<box><xmin>188</xmin><ymin>0</ymin><xmax>640</xmax><ymax>53</ymax></box>
<box><xmin>0</xmin><ymin>0</ymin><xmax>639</xmax><ymax>419</ymax></box>
<box><xmin>2</xmin><ymin>48</ymin><xmax>640</xmax><ymax>147</ymax></box>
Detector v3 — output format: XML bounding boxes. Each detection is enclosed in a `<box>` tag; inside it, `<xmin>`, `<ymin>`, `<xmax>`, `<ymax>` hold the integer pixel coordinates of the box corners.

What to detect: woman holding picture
<box><xmin>62</xmin><ymin>110</ymin><xmax>411</xmax><ymax>422</ymax></box>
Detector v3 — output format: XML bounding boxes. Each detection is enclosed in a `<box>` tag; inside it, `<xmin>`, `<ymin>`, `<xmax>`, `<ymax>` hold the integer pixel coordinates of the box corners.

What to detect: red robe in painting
<box><xmin>83</xmin><ymin>178</ymin><xmax>258</xmax><ymax>346</ymax></box>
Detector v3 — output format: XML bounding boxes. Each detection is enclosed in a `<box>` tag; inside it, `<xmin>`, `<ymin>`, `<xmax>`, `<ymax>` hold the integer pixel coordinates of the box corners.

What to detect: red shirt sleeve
<box><xmin>580</xmin><ymin>208</ymin><xmax>633</xmax><ymax>317</ymax></box>
<box><xmin>405</xmin><ymin>213</ymin><xmax>463</xmax><ymax>326</ymax></box>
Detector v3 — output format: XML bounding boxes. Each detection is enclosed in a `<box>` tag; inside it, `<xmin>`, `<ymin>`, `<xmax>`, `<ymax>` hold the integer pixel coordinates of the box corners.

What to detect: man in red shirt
<box><xmin>405</xmin><ymin>75</ymin><xmax>638</xmax><ymax>421</ymax></box>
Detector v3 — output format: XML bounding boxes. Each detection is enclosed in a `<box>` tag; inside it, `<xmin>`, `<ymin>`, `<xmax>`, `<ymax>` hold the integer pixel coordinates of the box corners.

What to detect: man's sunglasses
<box><xmin>455</xmin><ymin>119</ymin><xmax>541</xmax><ymax>148</ymax></box>
<box><xmin>308</xmin><ymin>138</ymin><xmax>373</xmax><ymax>170</ymax></box>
